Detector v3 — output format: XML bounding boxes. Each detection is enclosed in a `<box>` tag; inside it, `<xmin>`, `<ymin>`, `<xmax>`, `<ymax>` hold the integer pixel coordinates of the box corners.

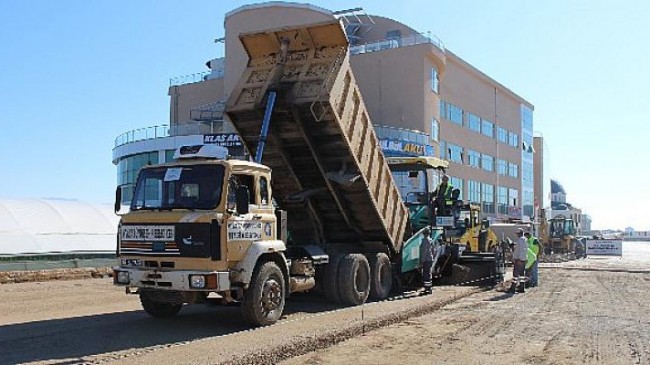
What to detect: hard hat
<box><xmin>516</xmin><ymin>228</ymin><xmax>524</xmax><ymax>235</ymax></box>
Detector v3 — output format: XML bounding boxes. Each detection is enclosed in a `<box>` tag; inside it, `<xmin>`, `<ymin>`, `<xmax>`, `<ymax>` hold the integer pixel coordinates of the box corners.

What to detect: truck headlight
<box><xmin>190</xmin><ymin>275</ymin><xmax>206</xmax><ymax>289</ymax></box>
<box><xmin>115</xmin><ymin>270</ymin><xmax>130</xmax><ymax>284</ymax></box>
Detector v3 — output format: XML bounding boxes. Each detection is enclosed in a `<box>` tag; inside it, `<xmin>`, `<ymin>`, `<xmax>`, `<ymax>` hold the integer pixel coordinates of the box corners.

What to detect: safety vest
<box><xmin>525</xmin><ymin>248</ymin><xmax>536</xmax><ymax>269</ymax></box>
<box><xmin>527</xmin><ymin>236</ymin><xmax>540</xmax><ymax>256</ymax></box>
<box><xmin>525</xmin><ymin>236</ymin><xmax>539</xmax><ymax>269</ymax></box>
<box><xmin>437</xmin><ymin>184</ymin><xmax>454</xmax><ymax>206</ymax></box>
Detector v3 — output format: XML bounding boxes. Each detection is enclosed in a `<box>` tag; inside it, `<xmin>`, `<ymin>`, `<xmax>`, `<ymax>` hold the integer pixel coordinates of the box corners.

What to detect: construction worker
<box><xmin>419</xmin><ymin>227</ymin><xmax>434</xmax><ymax>295</ymax></box>
<box><xmin>431</xmin><ymin>175</ymin><xmax>454</xmax><ymax>216</ymax></box>
<box><xmin>524</xmin><ymin>231</ymin><xmax>541</xmax><ymax>287</ymax></box>
<box><xmin>510</xmin><ymin>228</ymin><xmax>528</xmax><ymax>293</ymax></box>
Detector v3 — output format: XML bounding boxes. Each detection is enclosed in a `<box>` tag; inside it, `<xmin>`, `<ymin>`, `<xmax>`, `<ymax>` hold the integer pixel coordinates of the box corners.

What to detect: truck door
<box><xmin>225</xmin><ymin>173</ymin><xmax>276</xmax><ymax>262</ymax></box>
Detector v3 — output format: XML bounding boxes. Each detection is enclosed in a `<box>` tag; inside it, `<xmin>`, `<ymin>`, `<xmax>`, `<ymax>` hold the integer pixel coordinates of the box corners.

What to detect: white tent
<box><xmin>0</xmin><ymin>198</ymin><xmax>119</xmax><ymax>255</ymax></box>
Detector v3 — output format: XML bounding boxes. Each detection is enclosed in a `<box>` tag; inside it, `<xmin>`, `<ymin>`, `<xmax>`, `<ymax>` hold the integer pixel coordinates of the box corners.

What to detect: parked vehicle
<box><xmin>113</xmin><ymin>20</ymin><xmax>500</xmax><ymax>327</ymax></box>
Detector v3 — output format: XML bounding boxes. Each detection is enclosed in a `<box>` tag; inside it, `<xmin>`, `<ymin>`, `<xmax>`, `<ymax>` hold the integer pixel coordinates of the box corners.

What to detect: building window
<box><xmin>508</xmin><ymin>162</ymin><xmax>519</xmax><ymax>178</ymax></box>
<box><xmin>508</xmin><ymin>131</ymin><xmax>519</xmax><ymax>148</ymax></box>
<box><xmin>431</xmin><ymin>117</ymin><xmax>439</xmax><ymax>141</ymax></box>
<box><xmin>498</xmin><ymin>186</ymin><xmax>508</xmax><ymax>215</ymax></box>
<box><xmin>497</xmin><ymin>126</ymin><xmax>508</xmax><ymax>143</ymax></box>
<box><xmin>467</xmin><ymin>113</ymin><xmax>481</xmax><ymax>133</ymax></box>
<box><xmin>439</xmin><ymin>140</ymin><xmax>446</xmax><ymax>159</ymax></box>
<box><xmin>449</xmin><ymin>104</ymin><xmax>463</xmax><ymax>125</ymax></box>
<box><xmin>481</xmin><ymin>119</ymin><xmax>494</xmax><ymax>138</ymax></box>
<box><xmin>450</xmin><ymin>176</ymin><xmax>463</xmax><ymax>200</ymax></box>
<box><xmin>431</xmin><ymin>67</ymin><xmax>439</xmax><ymax>93</ymax></box>
<box><xmin>508</xmin><ymin>188</ymin><xmax>518</xmax><ymax>209</ymax></box>
<box><xmin>468</xmin><ymin>149</ymin><xmax>480</xmax><ymax>168</ymax></box>
<box><xmin>446</xmin><ymin>143</ymin><xmax>458</xmax><ymax>161</ymax></box>
<box><xmin>441</xmin><ymin>100</ymin><xmax>463</xmax><ymax>125</ymax></box>
<box><xmin>447</xmin><ymin>143</ymin><xmax>463</xmax><ymax>164</ymax></box>
<box><xmin>497</xmin><ymin>159</ymin><xmax>508</xmax><ymax>175</ymax></box>
<box><xmin>482</xmin><ymin>183</ymin><xmax>494</xmax><ymax>214</ymax></box>
<box><xmin>117</xmin><ymin>151</ymin><xmax>160</xmax><ymax>204</ymax></box>
<box><xmin>481</xmin><ymin>154</ymin><xmax>494</xmax><ymax>172</ymax></box>
<box><xmin>165</xmin><ymin>149</ymin><xmax>175</xmax><ymax>163</ymax></box>
<box><xmin>468</xmin><ymin>180</ymin><xmax>481</xmax><ymax>204</ymax></box>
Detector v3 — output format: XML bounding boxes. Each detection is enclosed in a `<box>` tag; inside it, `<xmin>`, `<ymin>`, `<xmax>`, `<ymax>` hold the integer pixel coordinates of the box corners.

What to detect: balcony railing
<box><xmin>350</xmin><ymin>32</ymin><xmax>444</xmax><ymax>56</ymax></box>
<box><xmin>374</xmin><ymin>125</ymin><xmax>430</xmax><ymax>145</ymax></box>
<box><xmin>114</xmin><ymin>120</ymin><xmax>226</xmax><ymax>148</ymax></box>
<box><xmin>169</xmin><ymin>71</ymin><xmax>211</xmax><ymax>87</ymax></box>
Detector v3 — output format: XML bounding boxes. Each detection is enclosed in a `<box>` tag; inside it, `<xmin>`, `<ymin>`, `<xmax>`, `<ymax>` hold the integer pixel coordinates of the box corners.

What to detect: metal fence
<box><xmin>350</xmin><ymin>32</ymin><xmax>445</xmax><ymax>55</ymax></box>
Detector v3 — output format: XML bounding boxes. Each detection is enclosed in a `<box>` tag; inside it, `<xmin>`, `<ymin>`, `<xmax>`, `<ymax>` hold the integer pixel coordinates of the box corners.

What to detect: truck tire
<box><xmin>367</xmin><ymin>252</ymin><xmax>392</xmax><ymax>300</ymax></box>
<box><xmin>241</xmin><ymin>261</ymin><xmax>286</xmax><ymax>327</ymax></box>
<box><xmin>338</xmin><ymin>254</ymin><xmax>370</xmax><ymax>306</ymax></box>
<box><xmin>323</xmin><ymin>254</ymin><xmax>344</xmax><ymax>303</ymax></box>
<box><xmin>139</xmin><ymin>292</ymin><xmax>183</xmax><ymax>318</ymax></box>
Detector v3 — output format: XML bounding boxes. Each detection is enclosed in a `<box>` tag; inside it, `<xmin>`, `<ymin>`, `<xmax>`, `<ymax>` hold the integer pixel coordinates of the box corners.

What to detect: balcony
<box><xmin>114</xmin><ymin>121</ymin><xmax>225</xmax><ymax>148</ymax></box>
<box><xmin>350</xmin><ymin>32</ymin><xmax>445</xmax><ymax>56</ymax></box>
<box><xmin>169</xmin><ymin>58</ymin><xmax>225</xmax><ymax>87</ymax></box>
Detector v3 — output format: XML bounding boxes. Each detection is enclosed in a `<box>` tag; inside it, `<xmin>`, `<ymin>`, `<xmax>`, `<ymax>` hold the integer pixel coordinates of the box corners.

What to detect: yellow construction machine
<box><xmin>545</xmin><ymin>214</ymin><xmax>577</xmax><ymax>254</ymax></box>
<box><xmin>386</xmin><ymin>156</ymin><xmax>505</xmax><ymax>286</ymax></box>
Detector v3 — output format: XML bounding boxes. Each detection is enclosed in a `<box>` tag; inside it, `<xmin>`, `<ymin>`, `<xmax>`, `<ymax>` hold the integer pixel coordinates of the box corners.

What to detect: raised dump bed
<box><xmin>225</xmin><ymin>20</ymin><xmax>408</xmax><ymax>253</ymax></box>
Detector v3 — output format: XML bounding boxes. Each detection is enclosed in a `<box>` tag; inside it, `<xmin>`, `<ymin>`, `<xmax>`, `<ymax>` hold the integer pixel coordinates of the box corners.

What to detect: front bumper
<box><xmin>113</xmin><ymin>267</ymin><xmax>231</xmax><ymax>291</ymax></box>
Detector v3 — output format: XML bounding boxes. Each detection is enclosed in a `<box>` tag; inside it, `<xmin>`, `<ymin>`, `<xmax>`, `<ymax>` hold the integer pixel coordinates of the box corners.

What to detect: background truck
<box><xmin>113</xmin><ymin>20</ymin><xmax>501</xmax><ymax>327</ymax></box>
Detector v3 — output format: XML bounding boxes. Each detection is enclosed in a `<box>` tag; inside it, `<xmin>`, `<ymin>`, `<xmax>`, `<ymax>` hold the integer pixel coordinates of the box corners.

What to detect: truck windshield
<box><xmin>130</xmin><ymin>164</ymin><xmax>225</xmax><ymax>211</ymax></box>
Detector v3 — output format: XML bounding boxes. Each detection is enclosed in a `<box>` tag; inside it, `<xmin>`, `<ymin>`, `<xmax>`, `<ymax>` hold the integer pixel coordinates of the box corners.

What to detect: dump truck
<box><xmin>112</xmin><ymin>20</ymin><xmax>499</xmax><ymax>327</ymax></box>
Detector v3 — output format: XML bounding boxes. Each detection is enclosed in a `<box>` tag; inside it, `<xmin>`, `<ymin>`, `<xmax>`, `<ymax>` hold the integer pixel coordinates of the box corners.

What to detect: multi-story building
<box><xmin>113</xmin><ymin>2</ymin><xmax>535</xmax><ymax>221</ymax></box>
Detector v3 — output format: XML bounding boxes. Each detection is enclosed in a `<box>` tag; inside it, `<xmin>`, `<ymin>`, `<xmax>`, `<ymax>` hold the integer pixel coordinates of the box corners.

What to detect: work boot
<box><xmin>516</xmin><ymin>281</ymin><xmax>525</xmax><ymax>293</ymax></box>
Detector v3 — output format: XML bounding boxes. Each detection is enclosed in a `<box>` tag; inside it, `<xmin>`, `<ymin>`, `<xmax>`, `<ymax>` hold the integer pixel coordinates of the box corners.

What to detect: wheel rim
<box><xmin>261</xmin><ymin>278</ymin><xmax>282</xmax><ymax>314</ymax></box>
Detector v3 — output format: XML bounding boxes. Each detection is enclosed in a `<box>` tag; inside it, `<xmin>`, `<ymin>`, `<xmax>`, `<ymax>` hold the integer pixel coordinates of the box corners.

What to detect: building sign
<box><xmin>379</xmin><ymin>139</ymin><xmax>434</xmax><ymax>157</ymax></box>
<box><xmin>203</xmin><ymin>133</ymin><xmax>243</xmax><ymax>147</ymax></box>
<box><xmin>586</xmin><ymin>239</ymin><xmax>622</xmax><ymax>256</ymax></box>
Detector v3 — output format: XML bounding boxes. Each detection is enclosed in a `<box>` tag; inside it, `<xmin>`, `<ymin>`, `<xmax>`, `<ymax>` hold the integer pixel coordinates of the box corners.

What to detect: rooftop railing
<box><xmin>350</xmin><ymin>32</ymin><xmax>445</xmax><ymax>56</ymax></box>
<box><xmin>114</xmin><ymin>120</ymin><xmax>225</xmax><ymax>148</ymax></box>
<box><xmin>169</xmin><ymin>71</ymin><xmax>211</xmax><ymax>87</ymax></box>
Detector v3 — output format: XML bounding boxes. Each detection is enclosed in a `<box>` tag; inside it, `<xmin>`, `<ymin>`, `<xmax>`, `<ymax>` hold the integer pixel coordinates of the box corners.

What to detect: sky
<box><xmin>1</xmin><ymin>0</ymin><xmax>649</xmax><ymax>231</ymax></box>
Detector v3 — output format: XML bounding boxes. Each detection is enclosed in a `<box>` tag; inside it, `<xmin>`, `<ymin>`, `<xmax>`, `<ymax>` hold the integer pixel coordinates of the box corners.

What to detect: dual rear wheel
<box><xmin>324</xmin><ymin>252</ymin><xmax>392</xmax><ymax>305</ymax></box>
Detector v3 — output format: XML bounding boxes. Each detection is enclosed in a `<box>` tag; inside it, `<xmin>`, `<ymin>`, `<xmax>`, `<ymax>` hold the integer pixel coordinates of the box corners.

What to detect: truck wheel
<box><xmin>241</xmin><ymin>261</ymin><xmax>286</xmax><ymax>327</ymax></box>
<box><xmin>139</xmin><ymin>292</ymin><xmax>183</xmax><ymax>318</ymax></box>
<box><xmin>368</xmin><ymin>252</ymin><xmax>392</xmax><ymax>300</ymax></box>
<box><xmin>323</xmin><ymin>254</ymin><xmax>344</xmax><ymax>303</ymax></box>
<box><xmin>338</xmin><ymin>254</ymin><xmax>370</xmax><ymax>305</ymax></box>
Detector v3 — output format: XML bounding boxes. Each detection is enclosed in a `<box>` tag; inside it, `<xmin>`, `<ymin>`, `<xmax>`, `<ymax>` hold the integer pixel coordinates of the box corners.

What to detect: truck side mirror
<box><xmin>236</xmin><ymin>185</ymin><xmax>250</xmax><ymax>215</ymax></box>
<box><xmin>114</xmin><ymin>186</ymin><xmax>122</xmax><ymax>214</ymax></box>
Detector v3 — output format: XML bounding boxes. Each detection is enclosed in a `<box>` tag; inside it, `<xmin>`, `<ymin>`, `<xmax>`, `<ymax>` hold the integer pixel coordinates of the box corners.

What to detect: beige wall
<box><xmin>440</xmin><ymin>52</ymin><xmax>530</xmax><ymax>206</ymax></box>
<box><xmin>168</xmin><ymin>77</ymin><xmax>224</xmax><ymax>124</ymax></box>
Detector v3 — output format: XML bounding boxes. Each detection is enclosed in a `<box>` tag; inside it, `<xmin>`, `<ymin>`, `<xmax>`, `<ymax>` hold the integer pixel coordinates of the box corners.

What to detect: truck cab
<box><xmin>113</xmin><ymin>145</ymin><xmax>293</xmax><ymax>326</ymax></box>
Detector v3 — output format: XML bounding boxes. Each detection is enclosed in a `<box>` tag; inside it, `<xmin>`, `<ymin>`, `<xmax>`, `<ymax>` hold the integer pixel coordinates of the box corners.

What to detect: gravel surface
<box><xmin>281</xmin><ymin>264</ymin><xmax>650</xmax><ymax>365</ymax></box>
<box><xmin>1</xmin><ymin>255</ymin><xmax>648</xmax><ymax>365</ymax></box>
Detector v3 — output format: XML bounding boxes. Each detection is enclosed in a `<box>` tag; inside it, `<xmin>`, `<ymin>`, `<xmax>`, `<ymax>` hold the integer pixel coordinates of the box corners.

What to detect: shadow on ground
<box><xmin>0</xmin><ymin>293</ymin><xmax>350</xmax><ymax>364</ymax></box>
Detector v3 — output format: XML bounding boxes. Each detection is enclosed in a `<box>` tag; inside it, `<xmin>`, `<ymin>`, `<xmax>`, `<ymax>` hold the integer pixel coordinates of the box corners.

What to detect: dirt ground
<box><xmin>282</xmin><ymin>260</ymin><xmax>650</xmax><ymax>365</ymax></box>
<box><xmin>1</xmin><ymin>256</ymin><xmax>649</xmax><ymax>364</ymax></box>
